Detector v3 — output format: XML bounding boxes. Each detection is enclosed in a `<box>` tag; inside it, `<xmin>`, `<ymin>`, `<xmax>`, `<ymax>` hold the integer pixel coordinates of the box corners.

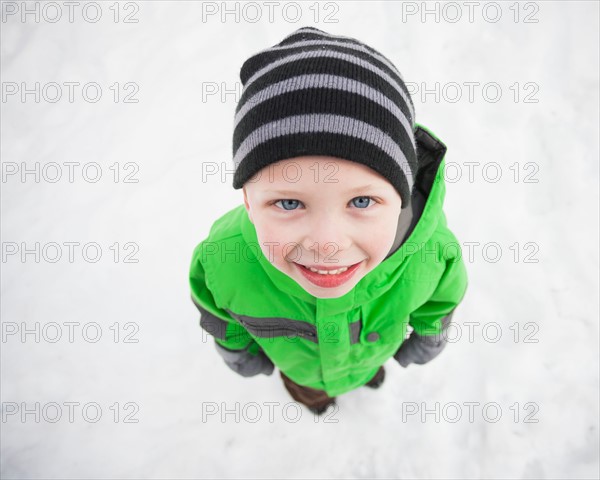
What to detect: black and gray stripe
<box><xmin>232</xmin><ymin>26</ymin><xmax>418</xmax><ymax>206</ymax></box>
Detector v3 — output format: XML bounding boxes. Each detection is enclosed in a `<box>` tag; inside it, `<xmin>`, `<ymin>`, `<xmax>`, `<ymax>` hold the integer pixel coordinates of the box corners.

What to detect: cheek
<box><xmin>255</xmin><ymin>216</ymin><xmax>298</xmax><ymax>244</ymax></box>
<box><xmin>362</xmin><ymin>217</ymin><xmax>398</xmax><ymax>253</ymax></box>
<box><xmin>254</xmin><ymin>222</ymin><xmax>292</xmax><ymax>263</ymax></box>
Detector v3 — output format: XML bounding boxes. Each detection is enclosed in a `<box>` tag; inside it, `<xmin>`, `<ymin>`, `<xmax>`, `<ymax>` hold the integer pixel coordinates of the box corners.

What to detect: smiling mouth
<box><xmin>293</xmin><ymin>260</ymin><xmax>363</xmax><ymax>288</ymax></box>
<box><xmin>298</xmin><ymin>264</ymin><xmax>352</xmax><ymax>275</ymax></box>
<box><xmin>295</xmin><ymin>261</ymin><xmax>361</xmax><ymax>275</ymax></box>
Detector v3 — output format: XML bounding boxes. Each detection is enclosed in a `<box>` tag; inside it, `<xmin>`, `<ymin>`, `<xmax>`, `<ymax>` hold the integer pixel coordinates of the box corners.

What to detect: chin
<box><xmin>310</xmin><ymin>290</ymin><xmax>351</xmax><ymax>299</ymax></box>
<box><xmin>300</xmin><ymin>280</ymin><xmax>358</xmax><ymax>299</ymax></box>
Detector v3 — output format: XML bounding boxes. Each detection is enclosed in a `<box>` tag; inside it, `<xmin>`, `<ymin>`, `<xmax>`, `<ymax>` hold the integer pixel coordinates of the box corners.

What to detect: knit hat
<box><xmin>232</xmin><ymin>26</ymin><xmax>417</xmax><ymax>206</ymax></box>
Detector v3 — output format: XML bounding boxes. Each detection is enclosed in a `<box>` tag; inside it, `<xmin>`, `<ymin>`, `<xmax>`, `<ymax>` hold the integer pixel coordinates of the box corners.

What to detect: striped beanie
<box><xmin>232</xmin><ymin>26</ymin><xmax>417</xmax><ymax>206</ymax></box>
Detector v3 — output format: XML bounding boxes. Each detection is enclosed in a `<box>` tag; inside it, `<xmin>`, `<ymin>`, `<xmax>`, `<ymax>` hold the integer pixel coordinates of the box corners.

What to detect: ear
<box><xmin>243</xmin><ymin>186</ymin><xmax>254</xmax><ymax>224</ymax></box>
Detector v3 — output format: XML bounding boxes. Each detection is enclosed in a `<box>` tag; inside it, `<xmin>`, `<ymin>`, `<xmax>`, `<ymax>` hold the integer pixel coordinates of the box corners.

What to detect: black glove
<box><xmin>214</xmin><ymin>342</ymin><xmax>274</xmax><ymax>377</ymax></box>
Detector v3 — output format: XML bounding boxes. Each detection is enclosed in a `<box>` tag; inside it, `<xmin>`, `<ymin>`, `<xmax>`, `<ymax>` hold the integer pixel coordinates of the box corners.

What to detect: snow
<box><xmin>1</xmin><ymin>1</ymin><xmax>598</xmax><ymax>478</ymax></box>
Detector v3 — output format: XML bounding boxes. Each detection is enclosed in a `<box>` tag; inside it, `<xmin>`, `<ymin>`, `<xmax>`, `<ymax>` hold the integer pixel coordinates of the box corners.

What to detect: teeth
<box><xmin>308</xmin><ymin>266</ymin><xmax>349</xmax><ymax>275</ymax></box>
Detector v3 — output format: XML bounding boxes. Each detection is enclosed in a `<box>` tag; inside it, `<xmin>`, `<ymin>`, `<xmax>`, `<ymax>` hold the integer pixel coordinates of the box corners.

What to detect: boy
<box><xmin>189</xmin><ymin>26</ymin><xmax>468</xmax><ymax>415</ymax></box>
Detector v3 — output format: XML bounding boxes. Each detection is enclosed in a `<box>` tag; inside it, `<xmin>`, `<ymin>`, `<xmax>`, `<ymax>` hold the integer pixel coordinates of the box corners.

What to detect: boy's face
<box><xmin>243</xmin><ymin>156</ymin><xmax>403</xmax><ymax>299</ymax></box>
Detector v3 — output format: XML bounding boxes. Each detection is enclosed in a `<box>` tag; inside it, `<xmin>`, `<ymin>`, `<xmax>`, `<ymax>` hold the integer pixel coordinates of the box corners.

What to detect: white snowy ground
<box><xmin>1</xmin><ymin>1</ymin><xmax>599</xmax><ymax>479</ymax></box>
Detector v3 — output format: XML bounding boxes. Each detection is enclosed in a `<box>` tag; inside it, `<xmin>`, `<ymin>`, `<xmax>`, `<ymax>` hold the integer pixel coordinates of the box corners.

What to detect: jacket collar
<box><xmin>240</xmin><ymin>123</ymin><xmax>449</xmax><ymax>313</ymax></box>
<box><xmin>384</xmin><ymin>123</ymin><xmax>449</xmax><ymax>260</ymax></box>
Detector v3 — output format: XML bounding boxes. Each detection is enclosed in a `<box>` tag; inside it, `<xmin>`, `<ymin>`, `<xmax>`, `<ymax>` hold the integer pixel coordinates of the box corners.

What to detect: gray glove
<box><xmin>214</xmin><ymin>341</ymin><xmax>274</xmax><ymax>377</ymax></box>
<box><xmin>394</xmin><ymin>312</ymin><xmax>454</xmax><ymax>368</ymax></box>
<box><xmin>394</xmin><ymin>330</ymin><xmax>447</xmax><ymax>367</ymax></box>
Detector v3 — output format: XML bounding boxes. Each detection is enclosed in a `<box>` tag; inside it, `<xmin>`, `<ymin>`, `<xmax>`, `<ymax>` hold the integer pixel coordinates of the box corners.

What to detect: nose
<box><xmin>300</xmin><ymin>210</ymin><xmax>352</xmax><ymax>260</ymax></box>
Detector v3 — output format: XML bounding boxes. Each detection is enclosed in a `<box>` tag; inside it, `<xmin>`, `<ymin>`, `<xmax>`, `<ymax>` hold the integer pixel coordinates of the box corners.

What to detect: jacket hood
<box><xmin>240</xmin><ymin>123</ymin><xmax>449</xmax><ymax>310</ymax></box>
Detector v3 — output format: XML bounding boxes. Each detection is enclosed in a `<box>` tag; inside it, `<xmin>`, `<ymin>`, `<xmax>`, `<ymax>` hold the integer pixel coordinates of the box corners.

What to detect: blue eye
<box><xmin>272</xmin><ymin>196</ymin><xmax>376</xmax><ymax>211</ymax></box>
<box><xmin>274</xmin><ymin>199</ymin><xmax>302</xmax><ymax>211</ymax></box>
<box><xmin>351</xmin><ymin>196</ymin><xmax>374</xmax><ymax>209</ymax></box>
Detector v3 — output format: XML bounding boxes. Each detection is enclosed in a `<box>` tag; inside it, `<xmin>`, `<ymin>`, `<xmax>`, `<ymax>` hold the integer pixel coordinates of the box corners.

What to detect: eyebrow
<box><xmin>267</xmin><ymin>184</ymin><xmax>377</xmax><ymax>195</ymax></box>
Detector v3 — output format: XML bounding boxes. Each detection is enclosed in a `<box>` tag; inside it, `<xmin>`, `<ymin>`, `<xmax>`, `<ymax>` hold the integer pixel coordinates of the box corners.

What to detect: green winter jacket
<box><xmin>189</xmin><ymin>124</ymin><xmax>468</xmax><ymax>397</ymax></box>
